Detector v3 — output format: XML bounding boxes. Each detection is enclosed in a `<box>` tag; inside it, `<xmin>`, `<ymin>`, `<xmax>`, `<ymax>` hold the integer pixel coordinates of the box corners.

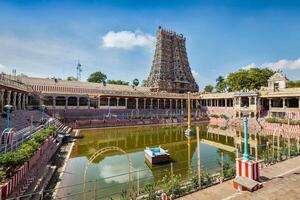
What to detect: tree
<box><xmin>107</xmin><ymin>80</ymin><xmax>129</xmax><ymax>85</ymax></box>
<box><xmin>66</xmin><ymin>76</ymin><xmax>77</xmax><ymax>81</ymax></box>
<box><xmin>287</xmin><ymin>80</ymin><xmax>300</xmax><ymax>88</ymax></box>
<box><xmin>87</xmin><ymin>71</ymin><xmax>107</xmax><ymax>83</ymax></box>
<box><xmin>215</xmin><ymin>76</ymin><xmax>226</xmax><ymax>92</ymax></box>
<box><xmin>226</xmin><ymin>67</ymin><xmax>275</xmax><ymax>91</ymax></box>
<box><xmin>204</xmin><ymin>85</ymin><xmax>214</xmax><ymax>93</ymax></box>
<box><xmin>132</xmin><ymin>78</ymin><xmax>139</xmax><ymax>87</ymax></box>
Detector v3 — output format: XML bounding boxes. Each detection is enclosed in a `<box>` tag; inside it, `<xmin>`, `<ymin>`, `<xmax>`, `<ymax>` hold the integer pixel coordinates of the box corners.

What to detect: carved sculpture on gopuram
<box><xmin>145</xmin><ymin>26</ymin><xmax>199</xmax><ymax>93</ymax></box>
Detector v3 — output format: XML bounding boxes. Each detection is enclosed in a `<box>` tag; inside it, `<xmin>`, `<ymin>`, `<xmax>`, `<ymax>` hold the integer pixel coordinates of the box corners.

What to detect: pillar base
<box><xmin>233</xmin><ymin>158</ymin><xmax>261</xmax><ymax>191</ymax></box>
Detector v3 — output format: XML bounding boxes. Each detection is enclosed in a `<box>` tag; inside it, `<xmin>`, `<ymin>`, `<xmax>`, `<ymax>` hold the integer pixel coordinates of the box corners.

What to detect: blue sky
<box><xmin>1</xmin><ymin>0</ymin><xmax>300</xmax><ymax>90</ymax></box>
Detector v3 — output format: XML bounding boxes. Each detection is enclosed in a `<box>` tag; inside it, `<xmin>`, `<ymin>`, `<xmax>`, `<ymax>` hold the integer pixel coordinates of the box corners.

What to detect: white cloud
<box><xmin>101</xmin><ymin>30</ymin><xmax>155</xmax><ymax>50</ymax></box>
<box><xmin>242</xmin><ymin>63</ymin><xmax>256</xmax><ymax>69</ymax></box>
<box><xmin>262</xmin><ymin>58</ymin><xmax>300</xmax><ymax>70</ymax></box>
<box><xmin>191</xmin><ymin>69</ymin><xmax>199</xmax><ymax>77</ymax></box>
<box><xmin>0</xmin><ymin>63</ymin><xmax>7</xmax><ymax>70</ymax></box>
<box><xmin>242</xmin><ymin>58</ymin><xmax>300</xmax><ymax>71</ymax></box>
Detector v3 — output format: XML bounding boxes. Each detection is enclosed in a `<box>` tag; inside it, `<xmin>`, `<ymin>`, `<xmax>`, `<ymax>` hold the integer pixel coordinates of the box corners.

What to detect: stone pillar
<box><xmin>191</xmin><ymin>99</ymin><xmax>194</xmax><ymax>109</ymax></box>
<box><xmin>143</xmin><ymin>98</ymin><xmax>146</xmax><ymax>109</ymax></box>
<box><xmin>98</xmin><ymin>96</ymin><xmax>101</xmax><ymax>108</ymax></box>
<box><xmin>7</xmin><ymin>90</ymin><xmax>11</xmax><ymax>106</ymax></box>
<box><xmin>39</xmin><ymin>96</ymin><xmax>44</xmax><ymax>106</ymax></box>
<box><xmin>18</xmin><ymin>93</ymin><xmax>22</xmax><ymax>110</ymax></box>
<box><xmin>282</xmin><ymin>98</ymin><xmax>286</xmax><ymax>108</ymax></box>
<box><xmin>53</xmin><ymin>96</ymin><xmax>56</xmax><ymax>109</ymax></box>
<box><xmin>0</xmin><ymin>89</ymin><xmax>4</xmax><ymax>112</ymax></box>
<box><xmin>135</xmin><ymin>98</ymin><xmax>139</xmax><ymax>109</ymax></box>
<box><xmin>175</xmin><ymin>99</ymin><xmax>178</xmax><ymax>110</ymax></box>
<box><xmin>216</xmin><ymin>99</ymin><xmax>219</xmax><ymax>107</ymax></box>
<box><xmin>157</xmin><ymin>99</ymin><xmax>160</xmax><ymax>109</ymax></box>
<box><xmin>163</xmin><ymin>99</ymin><xmax>166</xmax><ymax>109</ymax></box>
<box><xmin>25</xmin><ymin>94</ymin><xmax>29</xmax><ymax>107</ymax></box>
<box><xmin>116</xmin><ymin>97</ymin><xmax>120</xmax><ymax>107</ymax></box>
<box><xmin>22</xmin><ymin>94</ymin><xmax>26</xmax><ymax>109</ymax></box>
<box><xmin>87</xmin><ymin>97</ymin><xmax>91</xmax><ymax>109</ymax></box>
<box><xmin>13</xmin><ymin>92</ymin><xmax>17</xmax><ymax>109</ymax></box>
<box><xmin>181</xmin><ymin>99</ymin><xmax>183</xmax><ymax>110</ymax></box>
<box><xmin>150</xmin><ymin>98</ymin><xmax>153</xmax><ymax>109</ymax></box>
<box><xmin>77</xmin><ymin>97</ymin><xmax>80</xmax><ymax>109</ymax></box>
<box><xmin>25</xmin><ymin>95</ymin><xmax>29</xmax><ymax>107</ymax></box>
<box><xmin>269</xmin><ymin>99</ymin><xmax>272</xmax><ymax>117</ymax></box>
<box><xmin>65</xmin><ymin>97</ymin><xmax>68</xmax><ymax>109</ymax></box>
<box><xmin>299</xmin><ymin>98</ymin><xmax>300</xmax><ymax>109</ymax></box>
<box><xmin>107</xmin><ymin>97</ymin><xmax>110</xmax><ymax>107</ymax></box>
<box><xmin>170</xmin><ymin>99</ymin><xmax>172</xmax><ymax>109</ymax></box>
<box><xmin>125</xmin><ymin>98</ymin><xmax>128</xmax><ymax>108</ymax></box>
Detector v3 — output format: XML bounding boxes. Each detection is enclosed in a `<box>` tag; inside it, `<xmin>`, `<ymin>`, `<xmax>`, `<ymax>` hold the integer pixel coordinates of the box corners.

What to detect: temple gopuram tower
<box><xmin>146</xmin><ymin>27</ymin><xmax>199</xmax><ymax>93</ymax></box>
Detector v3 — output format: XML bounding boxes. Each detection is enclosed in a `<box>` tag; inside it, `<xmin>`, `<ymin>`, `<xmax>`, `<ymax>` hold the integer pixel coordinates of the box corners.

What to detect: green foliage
<box><xmin>160</xmin><ymin>174</ymin><xmax>184</xmax><ymax>197</ymax></box>
<box><xmin>87</xmin><ymin>71</ymin><xmax>107</xmax><ymax>83</ymax></box>
<box><xmin>120</xmin><ymin>187</ymin><xmax>138</xmax><ymax>200</ymax></box>
<box><xmin>142</xmin><ymin>183</ymin><xmax>157</xmax><ymax>200</ymax></box>
<box><xmin>120</xmin><ymin>189</ymin><xmax>127</xmax><ymax>200</ymax></box>
<box><xmin>0</xmin><ymin>126</ymin><xmax>55</xmax><ymax>181</ymax></box>
<box><xmin>266</xmin><ymin>118</ymin><xmax>300</xmax><ymax>125</ymax></box>
<box><xmin>107</xmin><ymin>80</ymin><xmax>129</xmax><ymax>85</ymax></box>
<box><xmin>200</xmin><ymin>169</ymin><xmax>213</xmax><ymax>187</ymax></box>
<box><xmin>204</xmin><ymin>84</ymin><xmax>214</xmax><ymax>93</ymax></box>
<box><xmin>225</xmin><ymin>67</ymin><xmax>276</xmax><ymax>91</ymax></box>
<box><xmin>0</xmin><ymin>170</ymin><xmax>6</xmax><ymax>183</ymax></box>
<box><xmin>132</xmin><ymin>78</ymin><xmax>139</xmax><ymax>87</ymax></box>
<box><xmin>188</xmin><ymin>170</ymin><xmax>199</xmax><ymax>190</ymax></box>
<box><xmin>32</xmin><ymin>126</ymin><xmax>55</xmax><ymax>144</ymax></box>
<box><xmin>66</xmin><ymin>76</ymin><xmax>77</xmax><ymax>81</ymax></box>
<box><xmin>219</xmin><ymin>160</ymin><xmax>235</xmax><ymax>179</ymax></box>
<box><xmin>287</xmin><ymin>80</ymin><xmax>300</xmax><ymax>88</ymax></box>
<box><xmin>215</xmin><ymin>76</ymin><xmax>226</xmax><ymax>92</ymax></box>
<box><xmin>209</xmin><ymin>114</ymin><xmax>220</xmax><ymax>118</ymax></box>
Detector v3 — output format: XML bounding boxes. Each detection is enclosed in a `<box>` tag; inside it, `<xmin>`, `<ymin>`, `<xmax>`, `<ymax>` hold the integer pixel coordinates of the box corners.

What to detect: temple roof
<box><xmin>16</xmin><ymin>76</ymin><xmax>151</xmax><ymax>92</ymax></box>
<box><xmin>268</xmin><ymin>72</ymin><xmax>289</xmax><ymax>82</ymax></box>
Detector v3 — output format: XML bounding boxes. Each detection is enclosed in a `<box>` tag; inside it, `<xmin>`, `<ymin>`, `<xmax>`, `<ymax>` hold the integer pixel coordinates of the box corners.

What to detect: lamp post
<box><xmin>241</xmin><ymin>107</ymin><xmax>249</xmax><ymax>160</ymax></box>
<box><xmin>4</xmin><ymin>105</ymin><xmax>13</xmax><ymax>129</ymax></box>
<box><xmin>41</xmin><ymin>104</ymin><xmax>46</xmax><ymax>121</ymax></box>
<box><xmin>185</xmin><ymin>92</ymin><xmax>193</xmax><ymax>136</ymax></box>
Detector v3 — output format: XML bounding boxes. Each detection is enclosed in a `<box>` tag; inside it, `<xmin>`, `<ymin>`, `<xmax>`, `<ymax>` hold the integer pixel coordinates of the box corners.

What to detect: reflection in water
<box><xmin>57</xmin><ymin>124</ymin><xmax>297</xmax><ymax>199</ymax></box>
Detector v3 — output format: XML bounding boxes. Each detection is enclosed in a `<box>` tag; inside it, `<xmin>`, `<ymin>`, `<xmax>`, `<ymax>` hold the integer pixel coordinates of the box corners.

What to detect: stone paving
<box><xmin>179</xmin><ymin>156</ymin><xmax>300</xmax><ymax>200</ymax></box>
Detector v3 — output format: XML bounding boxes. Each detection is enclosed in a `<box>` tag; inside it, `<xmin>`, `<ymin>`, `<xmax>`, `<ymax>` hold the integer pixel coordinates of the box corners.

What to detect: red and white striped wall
<box><xmin>233</xmin><ymin>158</ymin><xmax>260</xmax><ymax>191</ymax></box>
<box><xmin>235</xmin><ymin>158</ymin><xmax>259</xmax><ymax>181</ymax></box>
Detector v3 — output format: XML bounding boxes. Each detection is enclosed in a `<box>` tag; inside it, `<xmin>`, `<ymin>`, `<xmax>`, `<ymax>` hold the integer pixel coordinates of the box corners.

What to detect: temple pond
<box><xmin>56</xmin><ymin>123</ymin><xmax>296</xmax><ymax>199</ymax></box>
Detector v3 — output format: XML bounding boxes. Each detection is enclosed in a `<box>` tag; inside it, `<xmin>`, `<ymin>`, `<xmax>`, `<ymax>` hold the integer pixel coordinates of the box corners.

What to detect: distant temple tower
<box><xmin>146</xmin><ymin>27</ymin><xmax>199</xmax><ymax>93</ymax></box>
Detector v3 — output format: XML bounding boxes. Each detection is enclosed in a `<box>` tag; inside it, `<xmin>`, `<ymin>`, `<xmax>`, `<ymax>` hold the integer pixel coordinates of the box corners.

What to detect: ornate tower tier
<box><xmin>146</xmin><ymin>27</ymin><xmax>199</xmax><ymax>93</ymax></box>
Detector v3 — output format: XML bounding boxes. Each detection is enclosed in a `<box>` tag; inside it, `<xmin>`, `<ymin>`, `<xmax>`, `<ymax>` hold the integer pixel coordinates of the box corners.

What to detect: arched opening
<box><xmin>44</xmin><ymin>96</ymin><xmax>53</xmax><ymax>106</ymax></box>
<box><xmin>83</xmin><ymin>146</ymin><xmax>132</xmax><ymax>200</ymax></box>
<box><xmin>68</xmin><ymin>97</ymin><xmax>77</xmax><ymax>106</ymax></box>
<box><xmin>79</xmin><ymin>97</ymin><xmax>88</xmax><ymax>106</ymax></box>
<box><xmin>56</xmin><ymin>96</ymin><xmax>66</xmax><ymax>106</ymax></box>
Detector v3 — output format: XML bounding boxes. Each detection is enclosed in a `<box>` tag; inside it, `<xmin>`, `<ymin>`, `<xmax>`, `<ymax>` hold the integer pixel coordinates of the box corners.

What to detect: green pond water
<box><xmin>56</xmin><ymin>123</ymin><xmax>296</xmax><ymax>200</ymax></box>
